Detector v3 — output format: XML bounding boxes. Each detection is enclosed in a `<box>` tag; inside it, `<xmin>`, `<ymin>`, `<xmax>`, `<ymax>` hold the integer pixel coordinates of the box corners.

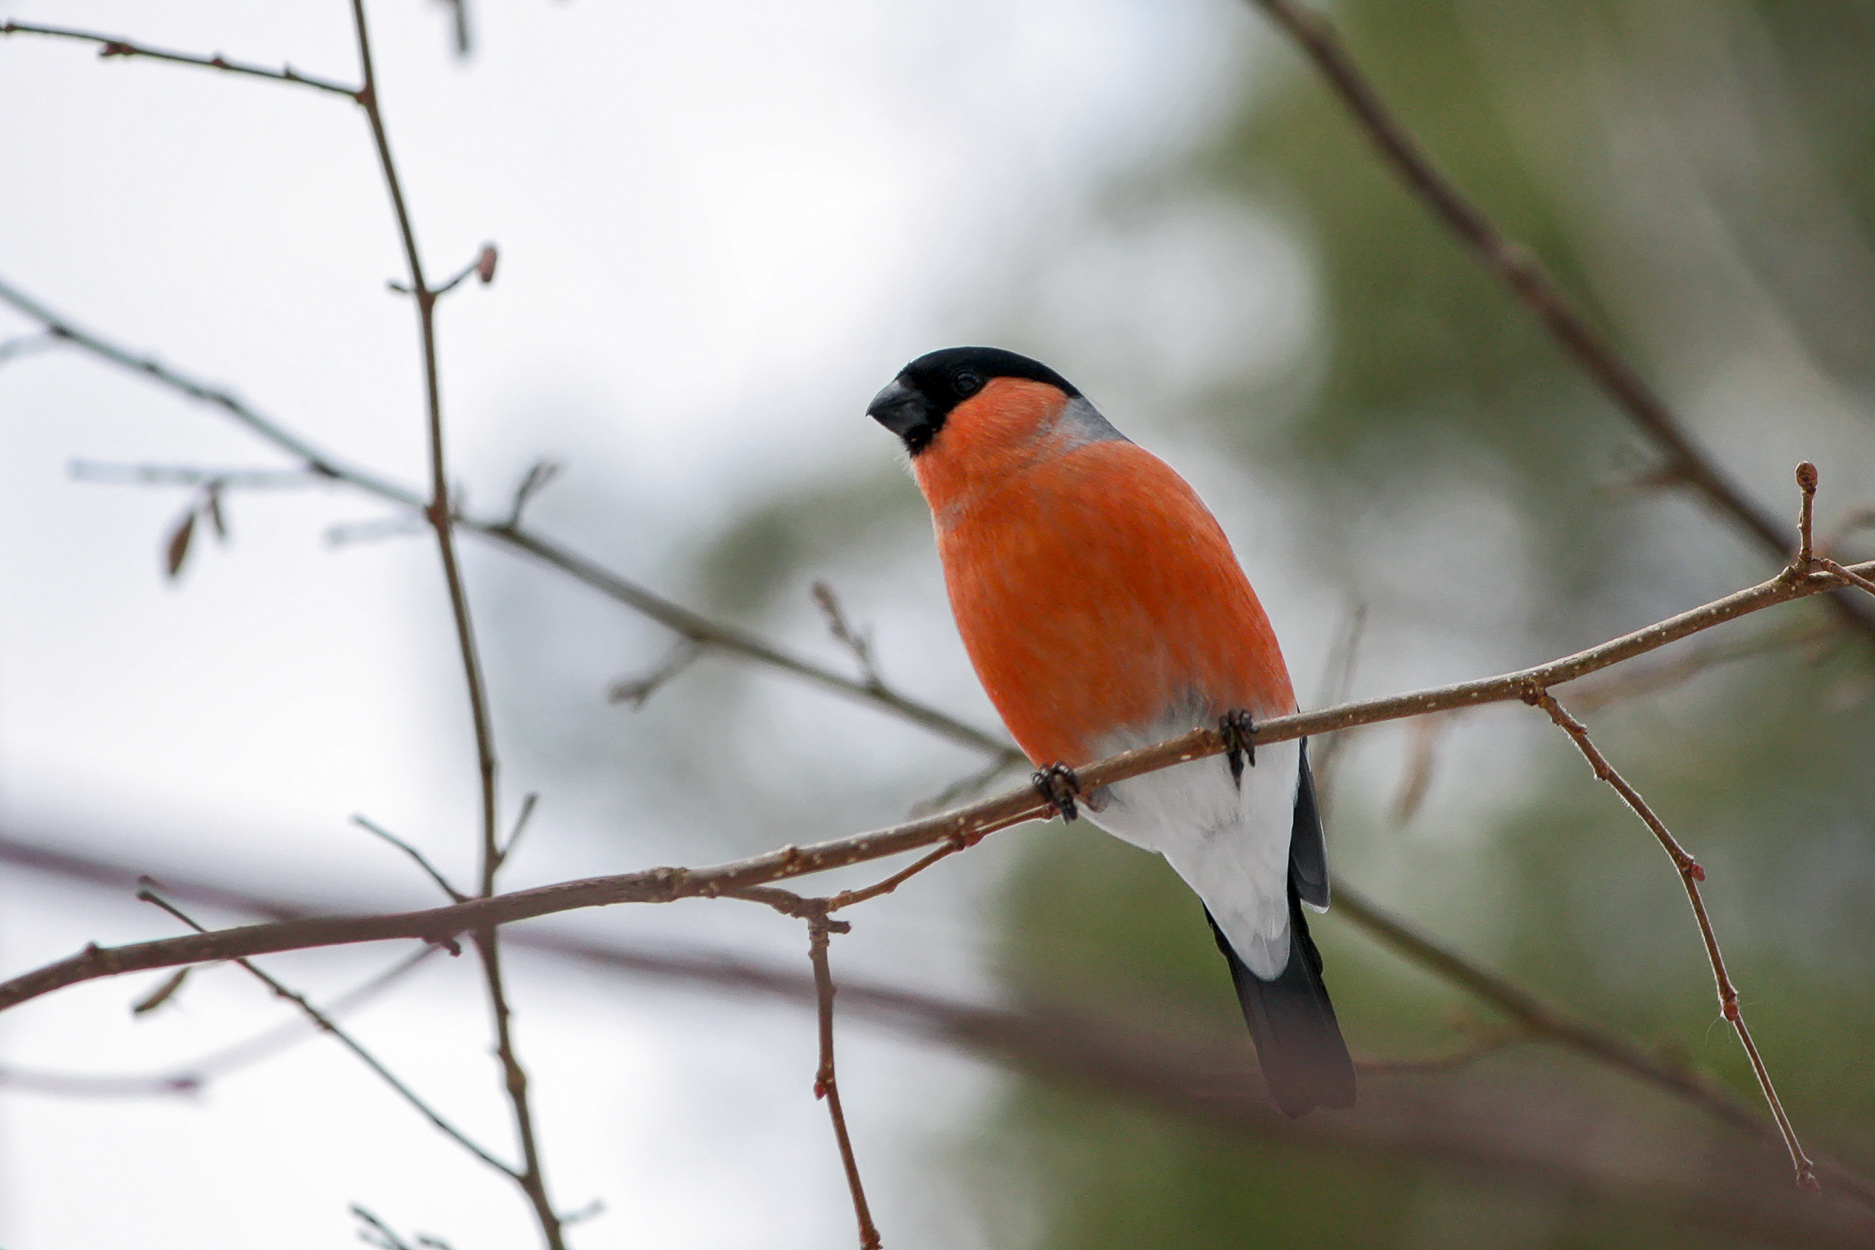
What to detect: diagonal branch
<box><xmin>135</xmin><ymin>887</ymin><xmax>517</xmax><ymax>1177</ymax></box>
<box><xmin>0</xmin><ymin>21</ymin><xmax>360</xmax><ymax>97</ymax></box>
<box><xmin>9</xmin><ymin>828</ymin><xmax>1873</xmax><ymax>1214</ymax></box>
<box><xmin>1241</xmin><ymin>0</ymin><xmax>1875</xmax><ymax>642</ymax></box>
<box><xmin>1527</xmin><ymin>691</ymin><xmax>1818</xmax><ymax>1193</ymax></box>
<box><xmin>0</xmin><ymin>274</ymin><xmax>1019</xmax><ymax>764</ymax></box>
<box><xmin>4</xmin><ymin>556</ymin><xmax>1867</xmax><ymax>1019</ymax></box>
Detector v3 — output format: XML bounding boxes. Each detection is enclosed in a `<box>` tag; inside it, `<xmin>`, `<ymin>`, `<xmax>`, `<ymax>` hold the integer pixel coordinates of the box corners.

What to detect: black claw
<box><xmin>1032</xmin><ymin>763</ymin><xmax>1081</xmax><ymax>823</ymax></box>
<box><xmin>1220</xmin><ymin>710</ymin><xmax>1257</xmax><ymax>790</ymax></box>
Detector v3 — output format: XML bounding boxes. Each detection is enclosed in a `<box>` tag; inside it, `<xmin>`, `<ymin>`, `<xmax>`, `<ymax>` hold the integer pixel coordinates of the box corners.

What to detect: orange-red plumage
<box><xmin>916</xmin><ymin>385</ymin><xmax>1294</xmax><ymax>767</ymax></box>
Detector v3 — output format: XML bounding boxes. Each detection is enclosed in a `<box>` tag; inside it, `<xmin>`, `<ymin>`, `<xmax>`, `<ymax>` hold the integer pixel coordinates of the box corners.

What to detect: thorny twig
<box><xmin>1242</xmin><ymin>0</ymin><xmax>1875</xmax><ymax>642</ymax></box>
<box><xmin>136</xmin><ymin>886</ymin><xmax>515</xmax><ymax>1176</ymax></box>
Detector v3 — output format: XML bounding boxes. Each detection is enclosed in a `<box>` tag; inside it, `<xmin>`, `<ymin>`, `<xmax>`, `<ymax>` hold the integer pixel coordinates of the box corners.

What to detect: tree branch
<box><xmin>4</xmin><ymin>557</ymin><xmax>1866</xmax><ymax>1018</ymax></box>
<box><xmin>136</xmin><ymin>887</ymin><xmax>516</xmax><ymax>1176</ymax></box>
<box><xmin>345</xmin><ymin>0</ymin><xmax>561</xmax><ymax>1240</ymax></box>
<box><xmin>1241</xmin><ymin>0</ymin><xmax>1875</xmax><ymax>642</ymax></box>
<box><xmin>7</xmin><ymin>828</ymin><xmax>1873</xmax><ymax>1218</ymax></box>
<box><xmin>1528</xmin><ymin>691</ymin><xmax>1818</xmax><ymax>1193</ymax></box>
<box><xmin>0</xmin><ymin>20</ymin><xmax>359</xmax><ymax>97</ymax></box>
<box><xmin>805</xmin><ymin>911</ymin><xmax>882</xmax><ymax>1250</ymax></box>
<box><xmin>0</xmin><ymin>273</ymin><xmax>1020</xmax><ymax>764</ymax></box>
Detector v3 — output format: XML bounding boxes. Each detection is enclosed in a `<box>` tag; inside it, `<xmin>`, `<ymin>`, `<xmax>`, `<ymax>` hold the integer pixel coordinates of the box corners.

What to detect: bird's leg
<box><xmin>1219</xmin><ymin>709</ymin><xmax>1257</xmax><ymax>790</ymax></box>
<box><xmin>1031</xmin><ymin>763</ymin><xmax>1081</xmax><ymax>823</ymax></box>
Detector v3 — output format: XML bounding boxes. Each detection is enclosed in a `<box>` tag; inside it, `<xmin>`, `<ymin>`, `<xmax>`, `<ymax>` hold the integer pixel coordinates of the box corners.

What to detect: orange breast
<box><xmin>923</xmin><ymin>440</ymin><xmax>1294</xmax><ymax>767</ymax></box>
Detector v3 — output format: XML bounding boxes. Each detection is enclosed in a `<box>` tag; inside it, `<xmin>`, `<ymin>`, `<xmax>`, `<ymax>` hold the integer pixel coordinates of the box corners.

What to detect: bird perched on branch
<box><xmin>868</xmin><ymin>347</ymin><xmax>1354</xmax><ymax>1116</ymax></box>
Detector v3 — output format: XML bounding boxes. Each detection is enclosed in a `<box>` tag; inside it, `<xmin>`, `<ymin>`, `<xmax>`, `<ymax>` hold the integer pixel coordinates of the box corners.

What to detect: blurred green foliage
<box><xmin>975</xmin><ymin>2</ymin><xmax>1875</xmax><ymax>1246</ymax></box>
<box><xmin>661</xmin><ymin>0</ymin><xmax>1875</xmax><ymax>1244</ymax></box>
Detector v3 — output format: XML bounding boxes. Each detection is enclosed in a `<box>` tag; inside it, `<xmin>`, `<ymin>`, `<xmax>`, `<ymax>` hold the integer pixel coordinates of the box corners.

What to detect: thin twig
<box><xmin>805</xmin><ymin>911</ymin><xmax>883</xmax><ymax>1250</ymax></box>
<box><xmin>609</xmin><ymin>638</ymin><xmax>703</xmax><ymax>708</ymax></box>
<box><xmin>0</xmin><ymin>21</ymin><xmax>359</xmax><ymax>96</ymax></box>
<box><xmin>0</xmin><ymin>946</ymin><xmax>436</xmax><ymax>1098</ymax></box>
<box><xmin>812</xmin><ymin>580</ymin><xmax>882</xmax><ymax>689</ymax></box>
<box><xmin>8</xmin><ymin>556</ymin><xmax>1871</xmax><ymax>1015</ymax></box>
<box><xmin>69</xmin><ymin>460</ymin><xmax>320</xmax><ymax>490</ymax></box>
<box><xmin>1241</xmin><ymin>0</ymin><xmax>1875</xmax><ymax>642</ymax></box>
<box><xmin>1526</xmin><ymin>690</ymin><xmax>1818</xmax><ymax>1194</ymax></box>
<box><xmin>345</xmin><ymin>0</ymin><xmax>563</xmax><ymax>1242</ymax></box>
<box><xmin>1307</xmin><ymin>602</ymin><xmax>1368</xmax><ymax>805</ymax></box>
<box><xmin>136</xmin><ymin>887</ymin><xmax>517</xmax><ymax>1176</ymax></box>
<box><xmin>1566</xmin><ymin>618</ymin><xmax>1839</xmax><ymax>714</ymax></box>
<box><xmin>354</xmin><ymin>816</ymin><xmax>467</xmax><ymax>903</ymax></box>
<box><xmin>0</xmin><ymin>329</ymin><xmax>56</xmax><ymax>364</ymax></box>
<box><xmin>504</xmin><ymin>458</ymin><xmax>557</xmax><ymax>529</ymax></box>
<box><xmin>825</xmin><ymin>842</ymin><xmax>964</xmax><ymax>913</ymax></box>
<box><xmin>0</xmin><ymin>273</ymin><xmax>1019</xmax><ymax>763</ymax></box>
<box><xmin>497</xmin><ymin>793</ymin><xmax>540</xmax><ymax>869</ymax></box>
<box><xmin>9</xmin><ymin>830</ymin><xmax>1874</xmax><ymax>1213</ymax></box>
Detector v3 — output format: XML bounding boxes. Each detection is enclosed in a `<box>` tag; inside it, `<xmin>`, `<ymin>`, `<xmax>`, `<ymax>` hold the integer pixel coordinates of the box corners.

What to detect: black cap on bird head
<box><xmin>867</xmin><ymin>346</ymin><xmax>1081</xmax><ymax>455</ymax></box>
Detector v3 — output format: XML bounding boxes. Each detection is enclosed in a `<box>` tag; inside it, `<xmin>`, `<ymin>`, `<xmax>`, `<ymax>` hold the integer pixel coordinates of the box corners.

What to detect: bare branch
<box><xmin>136</xmin><ymin>887</ymin><xmax>518</xmax><ymax>1177</ymax></box>
<box><xmin>504</xmin><ymin>457</ymin><xmax>557</xmax><ymax>528</ymax></box>
<box><xmin>9</xmin><ymin>830</ymin><xmax>1874</xmax><ymax>1216</ymax></box>
<box><xmin>130</xmin><ymin>967</ymin><xmax>191</xmax><ymax>1017</ymax></box>
<box><xmin>0</xmin><ymin>20</ymin><xmax>358</xmax><ymax>97</ymax></box>
<box><xmin>0</xmin><ymin>272</ymin><xmax>1019</xmax><ymax>762</ymax></box>
<box><xmin>424</xmin><ymin>243</ymin><xmax>499</xmax><ymax>299</ymax></box>
<box><xmin>608</xmin><ymin>638</ymin><xmax>702</xmax><ymax>708</ymax></box>
<box><xmin>7</xmin><ymin>558</ymin><xmax>1869</xmax><ymax>1017</ymax></box>
<box><xmin>0</xmin><ymin>329</ymin><xmax>58</xmax><ymax>365</ymax></box>
<box><xmin>812</xmin><ymin>580</ymin><xmax>882</xmax><ymax>688</ymax></box>
<box><xmin>497</xmin><ymin>793</ymin><xmax>540</xmax><ymax>869</ymax></box>
<box><xmin>805</xmin><ymin>912</ymin><xmax>882</xmax><ymax>1250</ymax></box>
<box><xmin>1526</xmin><ymin>691</ymin><xmax>1818</xmax><ymax>1193</ymax></box>
<box><xmin>69</xmin><ymin>460</ymin><xmax>320</xmax><ymax>490</ymax></box>
<box><xmin>345</xmin><ymin>0</ymin><xmax>562</xmax><ymax>1240</ymax></box>
<box><xmin>1389</xmin><ymin>711</ymin><xmax>1447</xmax><ymax>826</ymax></box>
<box><xmin>1241</xmin><ymin>0</ymin><xmax>1875</xmax><ymax>642</ymax></box>
<box><xmin>1</xmin><ymin>947</ymin><xmax>435</xmax><ymax>1099</ymax></box>
<box><xmin>354</xmin><ymin>815</ymin><xmax>467</xmax><ymax>904</ymax></box>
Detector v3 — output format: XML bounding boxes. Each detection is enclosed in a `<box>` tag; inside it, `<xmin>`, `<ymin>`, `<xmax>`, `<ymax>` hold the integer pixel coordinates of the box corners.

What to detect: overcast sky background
<box><xmin>0</xmin><ymin>1</ymin><xmax>1280</xmax><ymax>1246</ymax></box>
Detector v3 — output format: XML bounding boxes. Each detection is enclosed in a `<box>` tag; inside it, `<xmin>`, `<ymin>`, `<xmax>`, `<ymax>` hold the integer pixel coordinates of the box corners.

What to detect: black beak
<box><xmin>867</xmin><ymin>377</ymin><xmax>930</xmax><ymax>443</ymax></box>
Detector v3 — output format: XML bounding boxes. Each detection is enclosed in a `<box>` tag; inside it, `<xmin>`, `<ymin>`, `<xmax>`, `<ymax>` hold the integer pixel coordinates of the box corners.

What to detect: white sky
<box><xmin>0</xmin><ymin>2</ymin><xmax>1258</xmax><ymax>1246</ymax></box>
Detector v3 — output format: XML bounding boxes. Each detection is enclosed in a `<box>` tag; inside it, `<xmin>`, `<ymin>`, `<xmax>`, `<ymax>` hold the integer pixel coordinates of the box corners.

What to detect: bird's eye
<box><xmin>954</xmin><ymin>370</ymin><xmax>983</xmax><ymax>397</ymax></box>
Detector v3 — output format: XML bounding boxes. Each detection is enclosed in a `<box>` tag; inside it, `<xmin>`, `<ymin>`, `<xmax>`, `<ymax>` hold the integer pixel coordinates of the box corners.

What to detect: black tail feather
<box><xmin>1206</xmin><ymin>900</ymin><xmax>1356</xmax><ymax>1117</ymax></box>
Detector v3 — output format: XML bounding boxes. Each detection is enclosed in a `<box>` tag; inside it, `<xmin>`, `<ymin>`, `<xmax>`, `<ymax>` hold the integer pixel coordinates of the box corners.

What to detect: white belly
<box><xmin>1087</xmin><ymin>718</ymin><xmax>1300</xmax><ymax>980</ymax></box>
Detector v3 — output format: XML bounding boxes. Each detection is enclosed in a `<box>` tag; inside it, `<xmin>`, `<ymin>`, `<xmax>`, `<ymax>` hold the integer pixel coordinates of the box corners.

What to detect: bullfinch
<box><xmin>868</xmin><ymin>346</ymin><xmax>1355</xmax><ymax>1116</ymax></box>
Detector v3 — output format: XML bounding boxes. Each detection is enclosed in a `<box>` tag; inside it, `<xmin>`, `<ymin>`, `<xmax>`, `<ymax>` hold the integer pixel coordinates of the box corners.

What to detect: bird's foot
<box><xmin>1031</xmin><ymin>763</ymin><xmax>1081</xmax><ymax>823</ymax></box>
<box><xmin>1219</xmin><ymin>709</ymin><xmax>1257</xmax><ymax>790</ymax></box>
